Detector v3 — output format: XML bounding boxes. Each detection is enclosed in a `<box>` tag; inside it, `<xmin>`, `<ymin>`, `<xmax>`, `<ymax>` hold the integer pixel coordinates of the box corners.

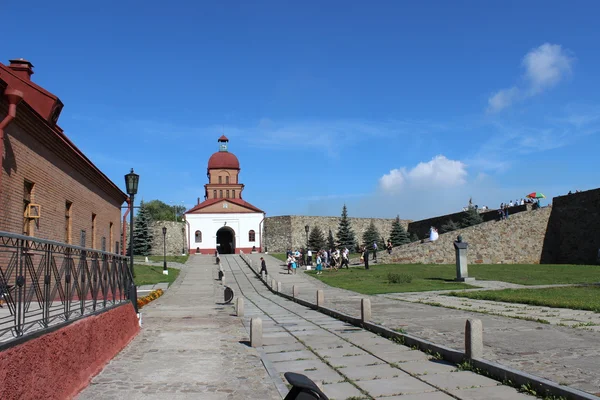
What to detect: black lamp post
<box><xmin>162</xmin><ymin>226</ymin><xmax>168</xmax><ymax>275</ymax></box>
<box><xmin>124</xmin><ymin>168</ymin><xmax>139</xmax><ymax>278</ymax></box>
<box><xmin>305</xmin><ymin>225</ymin><xmax>309</xmax><ymax>252</ymax></box>
<box><xmin>182</xmin><ymin>226</ymin><xmax>186</xmax><ymax>255</ymax></box>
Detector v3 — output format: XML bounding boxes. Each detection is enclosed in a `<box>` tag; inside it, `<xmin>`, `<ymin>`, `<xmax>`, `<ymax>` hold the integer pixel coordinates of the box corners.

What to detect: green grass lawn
<box><xmin>134</xmin><ymin>264</ymin><xmax>180</xmax><ymax>286</ymax></box>
<box><xmin>448</xmin><ymin>286</ymin><xmax>600</xmax><ymax>312</ymax></box>
<box><xmin>307</xmin><ymin>263</ymin><xmax>600</xmax><ymax>295</ymax></box>
<box><xmin>308</xmin><ymin>265</ymin><xmax>475</xmax><ymax>294</ymax></box>
<box><xmin>134</xmin><ymin>255</ymin><xmax>189</xmax><ymax>264</ymax></box>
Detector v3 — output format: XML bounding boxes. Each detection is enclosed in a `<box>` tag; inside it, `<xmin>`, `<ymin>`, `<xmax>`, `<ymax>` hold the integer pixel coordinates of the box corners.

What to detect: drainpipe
<box><xmin>122</xmin><ymin>197</ymin><xmax>131</xmax><ymax>256</ymax></box>
<box><xmin>185</xmin><ymin>219</ymin><xmax>191</xmax><ymax>254</ymax></box>
<box><xmin>258</xmin><ymin>214</ymin><xmax>265</xmax><ymax>252</ymax></box>
<box><xmin>0</xmin><ymin>88</ymin><xmax>24</xmax><ymax>222</ymax></box>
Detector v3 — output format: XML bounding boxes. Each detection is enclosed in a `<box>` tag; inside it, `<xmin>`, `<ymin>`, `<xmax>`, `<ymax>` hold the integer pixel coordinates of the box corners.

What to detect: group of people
<box><xmin>284</xmin><ymin>247</ymin><xmax>354</xmax><ymax>274</ymax></box>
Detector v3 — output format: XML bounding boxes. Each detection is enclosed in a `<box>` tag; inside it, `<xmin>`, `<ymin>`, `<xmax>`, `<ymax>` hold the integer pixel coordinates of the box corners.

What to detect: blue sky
<box><xmin>4</xmin><ymin>1</ymin><xmax>599</xmax><ymax>220</ymax></box>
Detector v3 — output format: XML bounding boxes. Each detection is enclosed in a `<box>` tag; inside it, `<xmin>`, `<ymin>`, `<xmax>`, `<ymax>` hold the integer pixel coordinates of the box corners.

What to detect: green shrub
<box><xmin>387</xmin><ymin>272</ymin><xmax>413</xmax><ymax>284</ymax></box>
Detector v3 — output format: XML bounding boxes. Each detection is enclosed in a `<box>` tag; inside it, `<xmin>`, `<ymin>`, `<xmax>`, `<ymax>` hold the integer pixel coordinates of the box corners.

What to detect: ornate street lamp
<box><xmin>162</xmin><ymin>226</ymin><xmax>168</xmax><ymax>275</ymax></box>
<box><xmin>124</xmin><ymin>168</ymin><xmax>139</xmax><ymax>278</ymax></box>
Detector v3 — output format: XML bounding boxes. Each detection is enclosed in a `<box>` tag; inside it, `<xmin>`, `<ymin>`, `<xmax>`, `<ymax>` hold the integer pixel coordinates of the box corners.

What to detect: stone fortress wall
<box><xmin>378</xmin><ymin>206</ymin><xmax>552</xmax><ymax>265</ymax></box>
<box><xmin>147</xmin><ymin>188</ymin><xmax>600</xmax><ymax>264</ymax></box>
<box><xmin>148</xmin><ymin>221</ymin><xmax>187</xmax><ymax>256</ymax></box>
<box><xmin>264</xmin><ymin>216</ymin><xmax>411</xmax><ymax>253</ymax></box>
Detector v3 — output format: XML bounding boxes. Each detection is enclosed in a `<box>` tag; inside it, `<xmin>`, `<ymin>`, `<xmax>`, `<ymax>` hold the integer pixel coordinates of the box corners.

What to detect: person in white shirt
<box><xmin>307</xmin><ymin>249</ymin><xmax>312</xmax><ymax>266</ymax></box>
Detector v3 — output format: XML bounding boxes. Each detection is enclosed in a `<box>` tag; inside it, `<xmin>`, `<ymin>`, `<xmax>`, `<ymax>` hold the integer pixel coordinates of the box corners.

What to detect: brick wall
<box><xmin>0</xmin><ymin>101</ymin><xmax>124</xmax><ymax>251</ymax></box>
<box><xmin>378</xmin><ymin>206</ymin><xmax>552</xmax><ymax>265</ymax></box>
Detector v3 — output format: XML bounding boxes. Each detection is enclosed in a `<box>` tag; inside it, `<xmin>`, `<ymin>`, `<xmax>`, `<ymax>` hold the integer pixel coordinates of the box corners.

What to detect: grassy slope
<box><xmin>134</xmin><ymin>264</ymin><xmax>180</xmax><ymax>286</ymax></box>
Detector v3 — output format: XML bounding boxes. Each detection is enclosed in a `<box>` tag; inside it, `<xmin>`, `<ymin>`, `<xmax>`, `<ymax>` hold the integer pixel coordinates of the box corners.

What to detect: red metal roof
<box><xmin>208</xmin><ymin>151</ymin><xmax>239</xmax><ymax>170</ymax></box>
<box><xmin>185</xmin><ymin>198</ymin><xmax>264</xmax><ymax>214</ymax></box>
<box><xmin>218</xmin><ymin>135</ymin><xmax>229</xmax><ymax>142</ymax></box>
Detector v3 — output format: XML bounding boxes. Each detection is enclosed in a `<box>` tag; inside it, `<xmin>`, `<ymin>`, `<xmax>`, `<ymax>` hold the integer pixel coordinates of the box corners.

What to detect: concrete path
<box><xmin>383</xmin><ymin>290</ymin><xmax>600</xmax><ymax>332</ymax></box>
<box><xmin>223</xmin><ymin>255</ymin><xmax>533</xmax><ymax>400</ymax></box>
<box><xmin>77</xmin><ymin>255</ymin><xmax>280</xmax><ymax>400</ymax></box>
<box><xmin>252</xmin><ymin>254</ymin><xmax>600</xmax><ymax>396</ymax></box>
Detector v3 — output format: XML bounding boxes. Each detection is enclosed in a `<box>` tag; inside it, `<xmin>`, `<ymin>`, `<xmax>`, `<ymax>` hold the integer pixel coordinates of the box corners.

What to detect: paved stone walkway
<box><xmin>223</xmin><ymin>255</ymin><xmax>532</xmax><ymax>400</ymax></box>
<box><xmin>252</xmin><ymin>254</ymin><xmax>600</xmax><ymax>396</ymax></box>
<box><xmin>77</xmin><ymin>255</ymin><xmax>280</xmax><ymax>400</ymax></box>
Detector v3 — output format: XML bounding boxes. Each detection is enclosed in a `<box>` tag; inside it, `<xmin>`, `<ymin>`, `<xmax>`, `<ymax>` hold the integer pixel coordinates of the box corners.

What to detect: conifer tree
<box><xmin>308</xmin><ymin>226</ymin><xmax>327</xmax><ymax>251</ymax></box>
<box><xmin>461</xmin><ymin>206</ymin><xmax>483</xmax><ymax>228</ymax></box>
<box><xmin>389</xmin><ymin>215</ymin><xmax>410</xmax><ymax>246</ymax></box>
<box><xmin>440</xmin><ymin>219</ymin><xmax>460</xmax><ymax>233</ymax></box>
<box><xmin>336</xmin><ymin>204</ymin><xmax>356</xmax><ymax>250</ymax></box>
<box><xmin>133</xmin><ymin>200</ymin><xmax>154</xmax><ymax>256</ymax></box>
<box><xmin>327</xmin><ymin>229</ymin><xmax>336</xmax><ymax>250</ymax></box>
<box><xmin>362</xmin><ymin>220</ymin><xmax>383</xmax><ymax>249</ymax></box>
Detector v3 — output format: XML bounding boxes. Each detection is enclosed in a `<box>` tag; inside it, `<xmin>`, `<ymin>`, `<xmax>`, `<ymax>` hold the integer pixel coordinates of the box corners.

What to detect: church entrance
<box><xmin>216</xmin><ymin>227</ymin><xmax>236</xmax><ymax>254</ymax></box>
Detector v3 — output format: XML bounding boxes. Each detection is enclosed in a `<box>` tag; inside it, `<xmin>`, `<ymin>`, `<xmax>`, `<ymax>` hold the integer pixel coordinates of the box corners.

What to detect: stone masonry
<box><xmin>379</xmin><ymin>206</ymin><xmax>552</xmax><ymax>265</ymax></box>
<box><xmin>149</xmin><ymin>221</ymin><xmax>187</xmax><ymax>256</ymax></box>
<box><xmin>264</xmin><ymin>215</ymin><xmax>411</xmax><ymax>253</ymax></box>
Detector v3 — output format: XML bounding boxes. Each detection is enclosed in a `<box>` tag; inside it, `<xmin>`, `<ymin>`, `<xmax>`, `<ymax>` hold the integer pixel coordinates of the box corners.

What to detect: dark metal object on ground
<box><xmin>223</xmin><ymin>286</ymin><xmax>234</xmax><ymax>303</ymax></box>
<box><xmin>218</xmin><ymin>270</ymin><xmax>224</xmax><ymax>280</ymax></box>
<box><xmin>0</xmin><ymin>231</ymin><xmax>134</xmax><ymax>342</ymax></box>
<box><xmin>284</xmin><ymin>372</ymin><xmax>329</xmax><ymax>399</ymax></box>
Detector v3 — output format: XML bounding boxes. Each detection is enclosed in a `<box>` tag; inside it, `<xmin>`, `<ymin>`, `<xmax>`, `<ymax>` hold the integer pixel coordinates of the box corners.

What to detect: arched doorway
<box><xmin>216</xmin><ymin>227</ymin><xmax>236</xmax><ymax>254</ymax></box>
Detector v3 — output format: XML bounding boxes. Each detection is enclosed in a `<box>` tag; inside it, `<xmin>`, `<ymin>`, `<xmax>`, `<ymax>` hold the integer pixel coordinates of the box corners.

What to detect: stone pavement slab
<box><xmin>248</xmin><ymin>253</ymin><xmax>600</xmax><ymax>395</ymax></box>
<box><xmin>77</xmin><ymin>255</ymin><xmax>280</xmax><ymax>400</ymax></box>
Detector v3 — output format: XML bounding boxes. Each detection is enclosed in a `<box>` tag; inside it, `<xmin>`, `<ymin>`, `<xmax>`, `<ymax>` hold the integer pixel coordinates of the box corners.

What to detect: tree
<box><xmin>145</xmin><ymin>199</ymin><xmax>186</xmax><ymax>222</ymax></box>
<box><xmin>133</xmin><ymin>201</ymin><xmax>154</xmax><ymax>256</ymax></box>
<box><xmin>327</xmin><ymin>229</ymin><xmax>336</xmax><ymax>250</ymax></box>
<box><xmin>389</xmin><ymin>215</ymin><xmax>410</xmax><ymax>246</ymax></box>
<box><xmin>461</xmin><ymin>206</ymin><xmax>483</xmax><ymax>228</ymax></box>
<box><xmin>362</xmin><ymin>220</ymin><xmax>383</xmax><ymax>250</ymax></box>
<box><xmin>440</xmin><ymin>219</ymin><xmax>460</xmax><ymax>233</ymax></box>
<box><xmin>308</xmin><ymin>226</ymin><xmax>327</xmax><ymax>251</ymax></box>
<box><xmin>336</xmin><ymin>204</ymin><xmax>356</xmax><ymax>250</ymax></box>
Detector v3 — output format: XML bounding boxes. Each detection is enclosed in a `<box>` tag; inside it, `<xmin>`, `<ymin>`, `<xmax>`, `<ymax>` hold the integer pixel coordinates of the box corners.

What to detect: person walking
<box><xmin>364</xmin><ymin>247</ymin><xmax>370</xmax><ymax>270</ymax></box>
<box><xmin>307</xmin><ymin>249</ymin><xmax>313</xmax><ymax>266</ymax></box>
<box><xmin>372</xmin><ymin>241</ymin><xmax>378</xmax><ymax>262</ymax></box>
<box><xmin>259</xmin><ymin>257</ymin><xmax>268</xmax><ymax>276</ymax></box>
<box><xmin>316</xmin><ymin>252</ymin><xmax>323</xmax><ymax>275</ymax></box>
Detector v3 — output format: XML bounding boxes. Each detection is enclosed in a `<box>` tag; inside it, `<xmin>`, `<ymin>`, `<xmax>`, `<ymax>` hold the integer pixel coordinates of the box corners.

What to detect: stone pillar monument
<box><xmin>454</xmin><ymin>235</ymin><xmax>475</xmax><ymax>282</ymax></box>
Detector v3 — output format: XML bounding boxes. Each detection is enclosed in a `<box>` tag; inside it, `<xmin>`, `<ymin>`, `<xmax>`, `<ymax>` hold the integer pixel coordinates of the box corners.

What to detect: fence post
<box><xmin>271</xmin><ymin>278</ymin><xmax>276</xmax><ymax>291</ymax></box>
<box><xmin>277</xmin><ymin>281</ymin><xmax>282</xmax><ymax>293</ymax></box>
<box><xmin>293</xmin><ymin>285</ymin><xmax>299</xmax><ymax>299</ymax></box>
<box><xmin>361</xmin><ymin>298</ymin><xmax>371</xmax><ymax>323</ymax></box>
<box><xmin>316</xmin><ymin>290</ymin><xmax>324</xmax><ymax>307</ymax></box>
<box><xmin>465</xmin><ymin>318</ymin><xmax>483</xmax><ymax>359</ymax></box>
<box><xmin>250</xmin><ymin>317</ymin><xmax>263</xmax><ymax>347</ymax></box>
<box><xmin>236</xmin><ymin>297</ymin><xmax>244</xmax><ymax>317</ymax></box>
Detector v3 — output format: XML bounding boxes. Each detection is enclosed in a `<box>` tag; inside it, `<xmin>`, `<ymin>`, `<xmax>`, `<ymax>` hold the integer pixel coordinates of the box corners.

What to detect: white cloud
<box><xmin>379</xmin><ymin>155</ymin><xmax>467</xmax><ymax>193</ymax></box>
<box><xmin>487</xmin><ymin>43</ymin><xmax>574</xmax><ymax>113</ymax></box>
<box><xmin>523</xmin><ymin>43</ymin><xmax>573</xmax><ymax>93</ymax></box>
<box><xmin>487</xmin><ymin>87</ymin><xmax>520</xmax><ymax>113</ymax></box>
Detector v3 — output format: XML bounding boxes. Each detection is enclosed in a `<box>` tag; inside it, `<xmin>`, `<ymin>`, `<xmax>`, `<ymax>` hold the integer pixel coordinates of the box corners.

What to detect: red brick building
<box><xmin>0</xmin><ymin>59</ymin><xmax>127</xmax><ymax>251</ymax></box>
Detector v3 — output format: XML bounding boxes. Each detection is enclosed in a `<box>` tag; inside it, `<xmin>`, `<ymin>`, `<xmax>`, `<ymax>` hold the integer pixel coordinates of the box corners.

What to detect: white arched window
<box><xmin>248</xmin><ymin>230</ymin><xmax>256</xmax><ymax>242</ymax></box>
<box><xmin>195</xmin><ymin>230</ymin><xmax>202</xmax><ymax>243</ymax></box>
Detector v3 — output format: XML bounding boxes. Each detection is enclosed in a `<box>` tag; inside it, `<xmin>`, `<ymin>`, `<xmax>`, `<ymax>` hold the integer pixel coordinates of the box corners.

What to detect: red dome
<box><xmin>208</xmin><ymin>152</ymin><xmax>240</xmax><ymax>170</ymax></box>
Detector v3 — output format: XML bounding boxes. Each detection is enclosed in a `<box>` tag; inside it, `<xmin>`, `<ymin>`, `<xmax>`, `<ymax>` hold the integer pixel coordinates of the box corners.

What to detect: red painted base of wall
<box><xmin>190</xmin><ymin>247</ymin><xmax>261</xmax><ymax>255</ymax></box>
<box><xmin>0</xmin><ymin>303</ymin><xmax>139</xmax><ymax>400</ymax></box>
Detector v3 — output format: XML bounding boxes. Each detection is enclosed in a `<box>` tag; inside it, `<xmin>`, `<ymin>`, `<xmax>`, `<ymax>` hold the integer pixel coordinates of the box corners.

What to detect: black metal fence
<box><xmin>0</xmin><ymin>231</ymin><xmax>135</xmax><ymax>344</ymax></box>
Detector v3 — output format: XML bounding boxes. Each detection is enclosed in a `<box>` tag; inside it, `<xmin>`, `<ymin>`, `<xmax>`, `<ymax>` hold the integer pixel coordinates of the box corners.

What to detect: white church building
<box><xmin>184</xmin><ymin>136</ymin><xmax>265</xmax><ymax>254</ymax></box>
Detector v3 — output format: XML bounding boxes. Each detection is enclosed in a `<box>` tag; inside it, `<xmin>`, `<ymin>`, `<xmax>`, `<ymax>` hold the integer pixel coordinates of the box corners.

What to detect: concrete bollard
<box><xmin>293</xmin><ymin>285</ymin><xmax>299</xmax><ymax>299</ymax></box>
<box><xmin>465</xmin><ymin>318</ymin><xmax>483</xmax><ymax>359</ymax></box>
<box><xmin>261</xmin><ymin>271</ymin><xmax>266</xmax><ymax>281</ymax></box>
<box><xmin>271</xmin><ymin>278</ymin><xmax>277</xmax><ymax>290</ymax></box>
<box><xmin>361</xmin><ymin>298</ymin><xmax>371</xmax><ymax>323</ymax></box>
<box><xmin>316</xmin><ymin>290</ymin><xmax>324</xmax><ymax>307</ymax></box>
<box><xmin>277</xmin><ymin>281</ymin><xmax>282</xmax><ymax>293</ymax></box>
<box><xmin>236</xmin><ymin>297</ymin><xmax>244</xmax><ymax>317</ymax></box>
<box><xmin>221</xmin><ymin>275</ymin><xmax>226</xmax><ymax>286</ymax></box>
<box><xmin>250</xmin><ymin>318</ymin><xmax>263</xmax><ymax>347</ymax></box>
